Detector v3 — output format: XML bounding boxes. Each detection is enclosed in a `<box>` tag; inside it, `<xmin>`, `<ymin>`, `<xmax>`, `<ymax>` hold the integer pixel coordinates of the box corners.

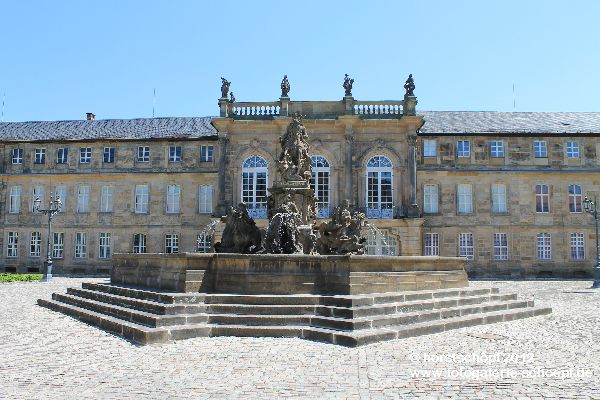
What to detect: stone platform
<box><xmin>38</xmin><ymin>253</ymin><xmax>551</xmax><ymax>346</ymax></box>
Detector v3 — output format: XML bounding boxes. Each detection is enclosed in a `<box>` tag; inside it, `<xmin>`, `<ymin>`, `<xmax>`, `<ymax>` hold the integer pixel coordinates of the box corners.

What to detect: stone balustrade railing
<box><xmin>354</xmin><ymin>101</ymin><xmax>403</xmax><ymax>116</ymax></box>
<box><xmin>228</xmin><ymin>102</ymin><xmax>280</xmax><ymax>118</ymax></box>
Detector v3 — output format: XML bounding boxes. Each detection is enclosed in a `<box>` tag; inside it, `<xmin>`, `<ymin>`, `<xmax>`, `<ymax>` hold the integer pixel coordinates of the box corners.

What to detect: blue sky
<box><xmin>0</xmin><ymin>0</ymin><xmax>599</xmax><ymax>122</ymax></box>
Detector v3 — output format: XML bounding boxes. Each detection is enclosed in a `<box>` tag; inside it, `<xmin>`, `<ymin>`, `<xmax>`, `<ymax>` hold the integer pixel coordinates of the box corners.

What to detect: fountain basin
<box><xmin>111</xmin><ymin>253</ymin><xmax>468</xmax><ymax>295</ymax></box>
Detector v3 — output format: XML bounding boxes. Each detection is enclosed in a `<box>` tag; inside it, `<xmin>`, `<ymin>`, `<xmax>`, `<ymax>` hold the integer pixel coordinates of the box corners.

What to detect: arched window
<box><xmin>365</xmin><ymin>229</ymin><xmax>398</xmax><ymax>256</ymax></box>
<box><xmin>241</xmin><ymin>155</ymin><xmax>268</xmax><ymax>219</ymax></box>
<box><xmin>366</xmin><ymin>155</ymin><xmax>393</xmax><ymax>219</ymax></box>
<box><xmin>310</xmin><ymin>155</ymin><xmax>331</xmax><ymax>218</ymax></box>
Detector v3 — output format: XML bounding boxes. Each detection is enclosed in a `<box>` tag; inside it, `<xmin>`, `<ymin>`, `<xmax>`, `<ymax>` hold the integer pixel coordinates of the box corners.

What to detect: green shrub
<box><xmin>0</xmin><ymin>273</ymin><xmax>43</xmax><ymax>283</ymax></box>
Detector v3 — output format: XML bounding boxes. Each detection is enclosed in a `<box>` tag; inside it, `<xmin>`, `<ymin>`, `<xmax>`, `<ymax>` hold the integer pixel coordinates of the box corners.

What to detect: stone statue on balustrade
<box><xmin>214</xmin><ymin>203</ymin><xmax>262</xmax><ymax>254</ymax></box>
<box><xmin>229</xmin><ymin>92</ymin><xmax>236</xmax><ymax>103</ymax></box>
<box><xmin>281</xmin><ymin>75</ymin><xmax>290</xmax><ymax>97</ymax></box>
<box><xmin>404</xmin><ymin>74</ymin><xmax>415</xmax><ymax>96</ymax></box>
<box><xmin>220</xmin><ymin>77</ymin><xmax>231</xmax><ymax>98</ymax></box>
<box><xmin>343</xmin><ymin>74</ymin><xmax>354</xmax><ymax>97</ymax></box>
<box><xmin>315</xmin><ymin>200</ymin><xmax>367</xmax><ymax>255</ymax></box>
<box><xmin>277</xmin><ymin>113</ymin><xmax>311</xmax><ymax>183</ymax></box>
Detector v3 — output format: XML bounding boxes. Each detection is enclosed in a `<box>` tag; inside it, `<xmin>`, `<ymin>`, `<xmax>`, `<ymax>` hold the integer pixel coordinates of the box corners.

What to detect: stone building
<box><xmin>1</xmin><ymin>81</ymin><xmax>599</xmax><ymax>278</ymax></box>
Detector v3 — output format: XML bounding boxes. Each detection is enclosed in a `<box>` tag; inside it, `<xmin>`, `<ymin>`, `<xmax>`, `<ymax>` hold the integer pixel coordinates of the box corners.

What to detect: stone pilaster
<box><xmin>344</xmin><ymin>132</ymin><xmax>354</xmax><ymax>205</ymax></box>
<box><xmin>218</xmin><ymin>98</ymin><xmax>229</xmax><ymax>117</ymax></box>
<box><xmin>406</xmin><ymin>134</ymin><xmax>420</xmax><ymax>218</ymax></box>
<box><xmin>214</xmin><ymin>134</ymin><xmax>229</xmax><ymax>217</ymax></box>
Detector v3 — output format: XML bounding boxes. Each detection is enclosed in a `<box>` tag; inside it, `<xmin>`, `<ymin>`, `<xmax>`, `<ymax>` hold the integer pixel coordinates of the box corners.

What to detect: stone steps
<box><xmin>38</xmin><ymin>282</ymin><xmax>552</xmax><ymax>347</ymax></box>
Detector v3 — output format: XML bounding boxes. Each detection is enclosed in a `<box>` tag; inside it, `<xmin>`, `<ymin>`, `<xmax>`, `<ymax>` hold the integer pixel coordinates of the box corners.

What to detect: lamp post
<box><xmin>34</xmin><ymin>193</ymin><xmax>62</xmax><ymax>282</ymax></box>
<box><xmin>583</xmin><ymin>195</ymin><xmax>600</xmax><ymax>289</ymax></box>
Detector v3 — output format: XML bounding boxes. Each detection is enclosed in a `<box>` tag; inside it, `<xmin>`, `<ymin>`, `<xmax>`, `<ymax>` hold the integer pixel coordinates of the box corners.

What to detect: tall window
<box><xmin>423</xmin><ymin>184</ymin><xmax>439</xmax><ymax>214</ymax></box>
<box><xmin>165</xmin><ymin>234</ymin><xmax>179</xmax><ymax>254</ymax></box>
<box><xmin>424</xmin><ymin>233</ymin><xmax>439</xmax><ymax>256</ymax></box>
<box><xmin>458</xmin><ymin>233</ymin><xmax>474</xmax><ymax>260</ymax></box>
<box><xmin>490</xmin><ymin>141</ymin><xmax>504</xmax><ymax>158</ymax></box>
<box><xmin>199</xmin><ymin>185</ymin><xmax>213</xmax><ymax>214</ymax></box>
<box><xmin>534</xmin><ymin>141</ymin><xmax>547</xmax><ymax>158</ymax></box>
<box><xmin>52</xmin><ymin>232</ymin><xmax>64</xmax><ymax>259</ymax></box>
<box><xmin>491</xmin><ymin>184</ymin><xmax>507</xmax><ymax>213</ymax></box>
<box><xmin>77</xmin><ymin>185</ymin><xmax>90</xmax><ymax>213</ymax></box>
<box><xmin>79</xmin><ymin>147</ymin><xmax>92</xmax><ymax>163</ymax></box>
<box><xmin>56</xmin><ymin>148</ymin><xmax>69</xmax><ymax>164</ymax></box>
<box><xmin>75</xmin><ymin>232</ymin><xmax>87</xmax><ymax>258</ymax></box>
<box><xmin>423</xmin><ymin>140</ymin><xmax>437</xmax><ymax>157</ymax></box>
<box><xmin>133</xmin><ymin>233</ymin><xmax>147</xmax><ymax>254</ymax></box>
<box><xmin>242</xmin><ymin>156</ymin><xmax>268</xmax><ymax>219</ymax></box>
<box><xmin>169</xmin><ymin>145</ymin><xmax>182</xmax><ymax>162</ymax></box>
<box><xmin>100</xmin><ymin>185</ymin><xmax>113</xmax><ymax>212</ymax></box>
<box><xmin>457</xmin><ymin>184</ymin><xmax>473</xmax><ymax>214</ymax></box>
<box><xmin>197</xmin><ymin>234</ymin><xmax>212</xmax><ymax>253</ymax></box>
<box><xmin>570</xmin><ymin>233</ymin><xmax>585</xmax><ymax>260</ymax></box>
<box><xmin>137</xmin><ymin>146</ymin><xmax>150</xmax><ymax>162</ymax></box>
<box><xmin>200</xmin><ymin>145</ymin><xmax>214</xmax><ymax>162</ymax></box>
<box><xmin>535</xmin><ymin>184</ymin><xmax>550</xmax><ymax>213</ymax></box>
<box><xmin>310</xmin><ymin>155</ymin><xmax>331</xmax><ymax>218</ymax></box>
<box><xmin>103</xmin><ymin>147</ymin><xmax>115</xmax><ymax>163</ymax></box>
<box><xmin>537</xmin><ymin>233</ymin><xmax>551</xmax><ymax>260</ymax></box>
<box><xmin>7</xmin><ymin>232</ymin><xmax>18</xmax><ymax>258</ymax></box>
<box><xmin>365</xmin><ymin>229</ymin><xmax>397</xmax><ymax>256</ymax></box>
<box><xmin>34</xmin><ymin>148</ymin><xmax>46</xmax><ymax>164</ymax></box>
<box><xmin>32</xmin><ymin>186</ymin><xmax>45</xmax><ymax>213</ymax></box>
<box><xmin>54</xmin><ymin>186</ymin><xmax>67</xmax><ymax>213</ymax></box>
<box><xmin>568</xmin><ymin>184</ymin><xmax>582</xmax><ymax>213</ymax></box>
<box><xmin>99</xmin><ymin>233</ymin><xmax>111</xmax><ymax>259</ymax></box>
<box><xmin>30</xmin><ymin>232</ymin><xmax>42</xmax><ymax>257</ymax></box>
<box><xmin>11</xmin><ymin>148</ymin><xmax>23</xmax><ymax>164</ymax></box>
<box><xmin>566</xmin><ymin>142</ymin><xmax>579</xmax><ymax>159</ymax></box>
<box><xmin>9</xmin><ymin>186</ymin><xmax>21</xmax><ymax>214</ymax></box>
<box><xmin>366</xmin><ymin>155</ymin><xmax>393</xmax><ymax>219</ymax></box>
<box><xmin>456</xmin><ymin>141</ymin><xmax>470</xmax><ymax>158</ymax></box>
<box><xmin>493</xmin><ymin>233</ymin><xmax>508</xmax><ymax>260</ymax></box>
<box><xmin>134</xmin><ymin>185</ymin><xmax>149</xmax><ymax>213</ymax></box>
<box><xmin>166</xmin><ymin>184</ymin><xmax>181</xmax><ymax>213</ymax></box>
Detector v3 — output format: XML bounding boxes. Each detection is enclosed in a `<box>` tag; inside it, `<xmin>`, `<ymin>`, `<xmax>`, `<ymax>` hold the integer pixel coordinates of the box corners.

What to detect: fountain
<box><xmin>39</xmin><ymin>114</ymin><xmax>551</xmax><ymax>346</ymax></box>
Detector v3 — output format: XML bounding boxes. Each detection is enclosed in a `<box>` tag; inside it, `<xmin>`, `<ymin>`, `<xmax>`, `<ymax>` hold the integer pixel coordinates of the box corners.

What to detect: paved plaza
<box><xmin>1</xmin><ymin>278</ymin><xmax>598</xmax><ymax>399</ymax></box>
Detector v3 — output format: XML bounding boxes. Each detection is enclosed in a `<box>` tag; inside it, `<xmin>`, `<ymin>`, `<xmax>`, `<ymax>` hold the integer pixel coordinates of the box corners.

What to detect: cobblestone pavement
<box><xmin>0</xmin><ymin>278</ymin><xmax>599</xmax><ymax>400</ymax></box>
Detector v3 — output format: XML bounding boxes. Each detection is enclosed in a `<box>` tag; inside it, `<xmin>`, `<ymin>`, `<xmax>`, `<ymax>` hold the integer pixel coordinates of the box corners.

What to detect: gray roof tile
<box><xmin>0</xmin><ymin>117</ymin><xmax>216</xmax><ymax>142</ymax></box>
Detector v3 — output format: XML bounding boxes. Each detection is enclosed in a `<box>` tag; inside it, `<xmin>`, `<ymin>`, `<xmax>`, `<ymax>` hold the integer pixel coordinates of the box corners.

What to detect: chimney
<box><xmin>86</xmin><ymin>112</ymin><xmax>96</xmax><ymax>121</ymax></box>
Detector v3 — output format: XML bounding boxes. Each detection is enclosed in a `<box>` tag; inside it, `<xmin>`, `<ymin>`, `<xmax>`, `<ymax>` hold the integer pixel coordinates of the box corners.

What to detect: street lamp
<box><xmin>583</xmin><ymin>195</ymin><xmax>600</xmax><ymax>289</ymax></box>
<box><xmin>34</xmin><ymin>193</ymin><xmax>62</xmax><ymax>282</ymax></box>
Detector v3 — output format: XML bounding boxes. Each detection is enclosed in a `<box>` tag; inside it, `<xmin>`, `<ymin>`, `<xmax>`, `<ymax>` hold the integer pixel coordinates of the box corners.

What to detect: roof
<box><xmin>0</xmin><ymin>117</ymin><xmax>217</xmax><ymax>142</ymax></box>
<box><xmin>420</xmin><ymin>111</ymin><xmax>600</xmax><ymax>134</ymax></box>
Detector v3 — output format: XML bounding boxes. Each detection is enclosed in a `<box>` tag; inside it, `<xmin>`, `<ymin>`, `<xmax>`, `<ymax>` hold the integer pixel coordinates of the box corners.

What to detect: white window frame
<box><xmin>79</xmin><ymin>147</ymin><xmax>92</xmax><ymax>164</ymax></box>
<box><xmin>493</xmin><ymin>233</ymin><xmax>508</xmax><ymax>261</ymax></box>
<box><xmin>100</xmin><ymin>185</ymin><xmax>113</xmax><ymax>213</ymax></box>
<box><xmin>566</xmin><ymin>142</ymin><xmax>579</xmax><ymax>159</ymax></box>
<box><xmin>11</xmin><ymin>148</ymin><xmax>23</xmax><ymax>164</ymax></box>
<box><xmin>241</xmin><ymin>156</ymin><xmax>269</xmax><ymax>219</ymax></box>
<box><xmin>75</xmin><ymin>232</ymin><xmax>87</xmax><ymax>259</ymax></box>
<box><xmin>423</xmin><ymin>140</ymin><xmax>437</xmax><ymax>157</ymax></box>
<box><xmin>166</xmin><ymin>184</ymin><xmax>181</xmax><ymax>214</ymax></box>
<box><xmin>568</xmin><ymin>184</ymin><xmax>582</xmax><ymax>213</ymax></box>
<box><xmin>534</xmin><ymin>141</ymin><xmax>547</xmax><ymax>158</ymax></box>
<box><xmin>456</xmin><ymin>141</ymin><xmax>470</xmax><ymax>158</ymax></box>
<box><xmin>199</xmin><ymin>185</ymin><xmax>213</xmax><ymax>214</ymax></box>
<box><xmin>570</xmin><ymin>233</ymin><xmax>585</xmax><ymax>260</ymax></box>
<box><xmin>423</xmin><ymin>184</ymin><xmax>439</xmax><ymax>214</ymax></box>
<box><xmin>457</xmin><ymin>184</ymin><xmax>473</xmax><ymax>214</ymax></box>
<box><xmin>6</xmin><ymin>232</ymin><xmax>18</xmax><ymax>258</ymax></box>
<box><xmin>9</xmin><ymin>186</ymin><xmax>22</xmax><ymax>214</ymax></box>
<box><xmin>57</xmin><ymin>147</ymin><xmax>69</xmax><ymax>164</ymax></box>
<box><xmin>52</xmin><ymin>232</ymin><xmax>64</xmax><ymax>259</ymax></box>
<box><xmin>535</xmin><ymin>184</ymin><xmax>550</xmax><ymax>213</ymax></box>
<box><xmin>536</xmin><ymin>233</ymin><xmax>551</xmax><ymax>260</ymax></box>
<box><xmin>30</xmin><ymin>232</ymin><xmax>42</xmax><ymax>257</ymax></box>
<box><xmin>77</xmin><ymin>185</ymin><xmax>90</xmax><ymax>213</ymax></box>
<box><xmin>424</xmin><ymin>233</ymin><xmax>439</xmax><ymax>256</ymax></box>
<box><xmin>490</xmin><ymin>141</ymin><xmax>504</xmax><ymax>158</ymax></box>
<box><xmin>197</xmin><ymin>234</ymin><xmax>212</xmax><ymax>253</ymax></box>
<box><xmin>310</xmin><ymin>155</ymin><xmax>331</xmax><ymax>218</ymax></box>
<box><xmin>458</xmin><ymin>233</ymin><xmax>474</xmax><ymax>260</ymax></box>
<box><xmin>137</xmin><ymin>146</ymin><xmax>150</xmax><ymax>162</ymax></box>
<box><xmin>200</xmin><ymin>145</ymin><xmax>214</xmax><ymax>162</ymax></box>
<box><xmin>169</xmin><ymin>145</ymin><xmax>182</xmax><ymax>162</ymax></box>
<box><xmin>366</xmin><ymin>155</ymin><xmax>394</xmax><ymax>219</ymax></box>
<box><xmin>165</xmin><ymin>234</ymin><xmax>179</xmax><ymax>254</ymax></box>
<box><xmin>365</xmin><ymin>229</ymin><xmax>397</xmax><ymax>256</ymax></box>
<box><xmin>133</xmin><ymin>233</ymin><xmax>147</xmax><ymax>254</ymax></box>
<box><xmin>99</xmin><ymin>233</ymin><xmax>111</xmax><ymax>259</ymax></box>
<box><xmin>134</xmin><ymin>185</ymin><xmax>149</xmax><ymax>213</ymax></box>
<box><xmin>103</xmin><ymin>147</ymin><xmax>115</xmax><ymax>163</ymax></box>
<box><xmin>491</xmin><ymin>184</ymin><xmax>507</xmax><ymax>213</ymax></box>
<box><xmin>34</xmin><ymin>148</ymin><xmax>46</xmax><ymax>164</ymax></box>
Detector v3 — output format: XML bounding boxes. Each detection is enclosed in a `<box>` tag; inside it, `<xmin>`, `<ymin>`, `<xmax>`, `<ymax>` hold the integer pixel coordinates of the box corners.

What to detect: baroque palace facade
<box><xmin>1</xmin><ymin>77</ymin><xmax>599</xmax><ymax>278</ymax></box>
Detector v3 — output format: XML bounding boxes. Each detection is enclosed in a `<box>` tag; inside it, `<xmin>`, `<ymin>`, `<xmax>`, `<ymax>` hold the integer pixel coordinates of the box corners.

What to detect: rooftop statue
<box><xmin>404</xmin><ymin>74</ymin><xmax>415</xmax><ymax>96</ymax></box>
<box><xmin>343</xmin><ymin>74</ymin><xmax>354</xmax><ymax>97</ymax></box>
<box><xmin>220</xmin><ymin>77</ymin><xmax>231</xmax><ymax>99</ymax></box>
<box><xmin>229</xmin><ymin>92</ymin><xmax>236</xmax><ymax>103</ymax></box>
<box><xmin>277</xmin><ymin>113</ymin><xmax>311</xmax><ymax>182</ymax></box>
<box><xmin>280</xmin><ymin>75</ymin><xmax>290</xmax><ymax>97</ymax></box>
